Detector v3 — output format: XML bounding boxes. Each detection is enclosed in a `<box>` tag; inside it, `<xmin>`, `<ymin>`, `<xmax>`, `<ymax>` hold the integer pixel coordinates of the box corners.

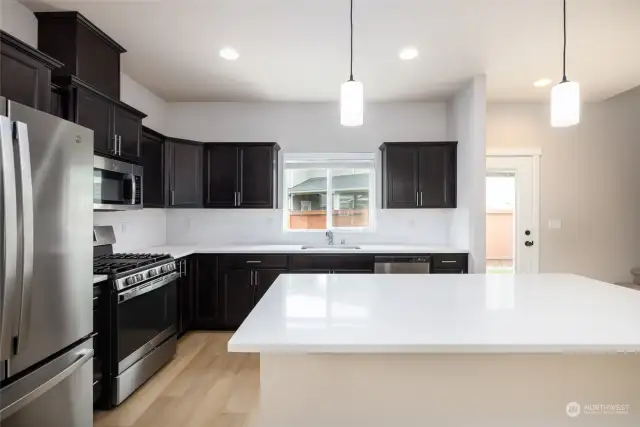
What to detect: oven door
<box><xmin>94</xmin><ymin>155</ymin><xmax>143</xmax><ymax>211</ymax></box>
<box><xmin>115</xmin><ymin>273</ymin><xmax>178</xmax><ymax>375</ymax></box>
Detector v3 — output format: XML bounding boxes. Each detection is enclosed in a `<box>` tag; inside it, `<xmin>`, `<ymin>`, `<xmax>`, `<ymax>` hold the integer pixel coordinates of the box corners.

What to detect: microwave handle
<box><xmin>130</xmin><ymin>175</ymin><xmax>136</xmax><ymax>205</ymax></box>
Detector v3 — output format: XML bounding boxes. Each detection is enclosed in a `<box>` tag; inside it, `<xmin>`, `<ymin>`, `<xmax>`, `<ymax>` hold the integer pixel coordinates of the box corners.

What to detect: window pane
<box><xmin>331</xmin><ymin>168</ymin><xmax>370</xmax><ymax>228</ymax></box>
<box><xmin>286</xmin><ymin>168</ymin><xmax>327</xmax><ymax>230</ymax></box>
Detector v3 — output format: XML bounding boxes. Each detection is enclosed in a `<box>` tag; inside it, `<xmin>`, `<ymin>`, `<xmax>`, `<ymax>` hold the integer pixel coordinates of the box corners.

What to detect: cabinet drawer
<box><xmin>219</xmin><ymin>254</ymin><xmax>288</xmax><ymax>269</ymax></box>
<box><xmin>432</xmin><ymin>254</ymin><xmax>467</xmax><ymax>270</ymax></box>
<box><xmin>290</xmin><ymin>255</ymin><xmax>374</xmax><ymax>272</ymax></box>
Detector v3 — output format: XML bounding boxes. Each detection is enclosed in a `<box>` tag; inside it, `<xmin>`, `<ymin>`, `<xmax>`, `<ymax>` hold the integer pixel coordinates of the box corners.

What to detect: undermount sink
<box><xmin>301</xmin><ymin>245</ymin><xmax>362</xmax><ymax>250</ymax></box>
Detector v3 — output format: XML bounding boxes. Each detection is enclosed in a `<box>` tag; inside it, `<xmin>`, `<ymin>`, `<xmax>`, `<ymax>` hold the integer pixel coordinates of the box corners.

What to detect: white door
<box><xmin>486</xmin><ymin>155</ymin><xmax>539</xmax><ymax>273</ymax></box>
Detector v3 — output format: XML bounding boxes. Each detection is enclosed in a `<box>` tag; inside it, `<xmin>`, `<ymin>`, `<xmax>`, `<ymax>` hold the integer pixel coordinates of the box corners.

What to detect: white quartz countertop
<box><xmin>227</xmin><ymin>274</ymin><xmax>640</xmax><ymax>354</ymax></box>
<box><xmin>93</xmin><ymin>275</ymin><xmax>108</xmax><ymax>284</ymax></box>
<box><xmin>133</xmin><ymin>244</ymin><xmax>468</xmax><ymax>259</ymax></box>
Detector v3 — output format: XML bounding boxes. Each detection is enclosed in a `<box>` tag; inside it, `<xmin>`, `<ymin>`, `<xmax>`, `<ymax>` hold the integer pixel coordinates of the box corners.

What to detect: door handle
<box><xmin>119</xmin><ymin>135</ymin><xmax>123</xmax><ymax>155</ymax></box>
<box><xmin>171</xmin><ymin>190</ymin><xmax>175</xmax><ymax>206</ymax></box>
<box><xmin>234</xmin><ymin>191</ymin><xmax>237</xmax><ymax>206</ymax></box>
<box><xmin>250</xmin><ymin>270</ymin><xmax>254</xmax><ymax>287</ymax></box>
<box><xmin>245</xmin><ymin>260</ymin><xmax>262</xmax><ymax>264</ymax></box>
<box><xmin>0</xmin><ymin>117</ymin><xmax>19</xmax><ymax>362</ymax></box>
<box><xmin>525</xmin><ymin>241</ymin><xmax>534</xmax><ymax>247</ymax></box>
<box><xmin>0</xmin><ymin>348</ymin><xmax>93</xmax><ymax>420</ymax></box>
<box><xmin>420</xmin><ymin>192</ymin><xmax>423</xmax><ymax>206</ymax></box>
<box><xmin>111</xmin><ymin>134</ymin><xmax>117</xmax><ymax>154</ymax></box>
<box><xmin>14</xmin><ymin>122</ymin><xmax>35</xmax><ymax>354</ymax></box>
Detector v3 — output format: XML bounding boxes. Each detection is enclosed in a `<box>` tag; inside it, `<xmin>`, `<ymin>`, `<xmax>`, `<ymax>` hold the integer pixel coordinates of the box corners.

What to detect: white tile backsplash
<box><xmin>165</xmin><ymin>209</ymin><xmax>453</xmax><ymax>246</ymax></box>
<box><xmin>94</xmin><ymin>209</ymin><xmax>167</xmax><ymax>253</ymax></box>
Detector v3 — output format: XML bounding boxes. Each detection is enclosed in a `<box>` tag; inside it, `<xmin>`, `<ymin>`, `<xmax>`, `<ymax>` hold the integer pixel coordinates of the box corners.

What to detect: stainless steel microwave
<box><xmin>94</xmin><ymin>155</ymin><xmax>143</xmax><ymax>211</ymax></box>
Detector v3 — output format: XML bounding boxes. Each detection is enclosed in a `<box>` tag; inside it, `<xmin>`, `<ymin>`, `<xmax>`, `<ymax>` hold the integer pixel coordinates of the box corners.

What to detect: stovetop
<box><xmin>94</xmin><ymin>253</ymin><xmax>172</xmax><ymax>275</ymax></box>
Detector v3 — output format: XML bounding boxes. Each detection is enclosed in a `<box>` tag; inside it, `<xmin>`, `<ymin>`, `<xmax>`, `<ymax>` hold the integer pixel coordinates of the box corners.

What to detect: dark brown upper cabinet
<box><xmin>0</xmin><ymin>30</ymin><xmax>63</xmax><ymax>113</ymax></box>
<box><xmin>204</xmin><ymin>143</ymin><xmax>280</xmax><ymax>209</ymax></box>
<box><xmin>140</xmin><ymin>126</ymin><xmax>166</xmax><ymax>208</ymax></box>
<box><xmin>380</xmin><ymin>142</ymin><xmax>457</xmax><ymax>209</ymax></box>
<box><xmin>36</xmin><ymin>11</ymin><xmax>125</xmax><ymax>100</ymax></box>
<box><xmin>167</xmin><ymin>138</ymin><xmax>203</xmax><ymax>208</ymax></box>
<box><xmin>56</xmin><ymin>75</ymin><xmax>145</xmax><ymax>162</ymax></box>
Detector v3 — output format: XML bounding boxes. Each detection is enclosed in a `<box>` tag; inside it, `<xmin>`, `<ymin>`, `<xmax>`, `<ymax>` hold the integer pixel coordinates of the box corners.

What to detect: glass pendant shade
<box><xmin>340</xmin><ymin>80</ymin><xmax>363</xmax><ymax>127</ymax></box>
<box><xmin>551</xmin><ymin>80</ymin><xmax>580</xmax><ymax>127</ymax></box>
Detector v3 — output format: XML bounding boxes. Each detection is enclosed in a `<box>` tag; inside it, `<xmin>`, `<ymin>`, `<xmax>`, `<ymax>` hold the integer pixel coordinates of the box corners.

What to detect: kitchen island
<box><xmin>228</xmin><ymin>274</ymin><xmax>640</xmax><ymax>427</ymax></box>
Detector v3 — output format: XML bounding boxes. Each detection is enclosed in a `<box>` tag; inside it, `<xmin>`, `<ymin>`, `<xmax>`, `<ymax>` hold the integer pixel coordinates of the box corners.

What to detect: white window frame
<box><xmin>282</xmin><ymin>153</ymin><xmax>376</xmax><ymax>232</ymax></box>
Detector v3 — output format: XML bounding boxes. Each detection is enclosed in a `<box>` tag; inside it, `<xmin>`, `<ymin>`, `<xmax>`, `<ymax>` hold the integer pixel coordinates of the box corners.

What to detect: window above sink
<box><xmin>283</xmin><ymin>153</ymin><xmax>376</xmax><ymax>233</ymax></box>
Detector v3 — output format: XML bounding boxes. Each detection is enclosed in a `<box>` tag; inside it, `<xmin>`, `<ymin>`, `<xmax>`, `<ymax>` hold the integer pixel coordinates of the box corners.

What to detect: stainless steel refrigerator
<box><xmin>0</xmin><ymin>97</ymin><xmax>94</xmax><ymax>426</ymax></box>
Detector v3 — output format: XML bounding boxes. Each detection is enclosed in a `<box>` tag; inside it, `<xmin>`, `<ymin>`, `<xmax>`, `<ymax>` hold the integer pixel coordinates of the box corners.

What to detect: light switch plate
<box><xmin>548</xmin><ymin>219</ymin><xmax>562</xmax><ymax>229</ymax></box>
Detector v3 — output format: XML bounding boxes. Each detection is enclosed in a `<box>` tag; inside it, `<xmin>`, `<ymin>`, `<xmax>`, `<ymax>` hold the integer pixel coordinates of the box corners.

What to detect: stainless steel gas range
<box><xmin>93</xmin><ymin>226</ymin><xmax>178</xmax><ymax>407</ymax></box>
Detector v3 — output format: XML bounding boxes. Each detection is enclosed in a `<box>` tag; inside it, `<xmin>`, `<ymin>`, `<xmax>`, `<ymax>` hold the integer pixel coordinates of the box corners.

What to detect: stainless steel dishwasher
<box><xmin>374</xmin><ymin>256</ymin><xmax>431</xmax><ymax>274</ymax></box>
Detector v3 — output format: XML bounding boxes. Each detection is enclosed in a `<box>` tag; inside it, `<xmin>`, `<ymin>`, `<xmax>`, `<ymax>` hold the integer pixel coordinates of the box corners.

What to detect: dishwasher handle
<box><xmin>374</xmin><ymin>256</ymin><xmax>431</xmax><ymax>263</ymax></box>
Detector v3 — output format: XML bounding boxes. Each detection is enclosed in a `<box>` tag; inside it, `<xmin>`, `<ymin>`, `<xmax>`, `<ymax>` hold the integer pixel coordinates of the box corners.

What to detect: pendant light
<box><xmin>551</xmin><ymin>0</ymin><xmax>580</xmax><ymax>127</ymax></box>
<box><xmin>340</xmin><ymin>0</ymin><xmax>363</xmax><ymax>127</ymax></box>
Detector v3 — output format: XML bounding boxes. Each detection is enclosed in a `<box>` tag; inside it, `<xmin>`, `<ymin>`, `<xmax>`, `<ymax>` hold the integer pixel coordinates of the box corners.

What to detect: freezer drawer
<box><xmin>0</xmin><ymin>338</ymin><xmax>93</xmax><ymax>426</ymax></box>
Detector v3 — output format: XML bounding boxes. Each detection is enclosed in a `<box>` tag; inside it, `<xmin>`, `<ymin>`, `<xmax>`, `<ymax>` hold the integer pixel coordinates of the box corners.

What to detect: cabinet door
<box><xmin>169</xmin><ymin>140</ymin><xmax>203</xmax><ymax>207</ymax></box>
<box><xmin>194</xmin><ymin>255</ymin><xmax>220</xmax><ymax>328</ymax></box>
<box><xmin>75</xmin><ymin>87</ymin><xmax>114</xmax><ymax>157</ymax></box>
<box><xmin>418</xmin><ymin>144</ymin><xmax>457</xmax><ymax>208</ymax></box>
<box><xmin>220</xmin><ymin>269</ymin><xmax>254</xmax><ymax>329</ymax></box>
<box><xmin>238</xmin><ymin>145</ymin><xmax>275</xmax><ymax>208</ymax></box>
<box><xmin>179</xmin><ymin>258</ymin><xmax>195</xmax><ymax>336</ymax></box>
<box><xmin>114</xmin><ymin>105</ymin><xmax>141</xmax><ymax>161</ymax></box>
<box><xmin>383</xmin><ymin>145</ymin><xmax>418</xmax><ymax>208</ymax></box>
<box><xmin>0</xmin><ymin>38</ymin><xmax>54</xmax><ymax>112</ymax></box>
<box><xmin>141</xmin><ymin>128</ymin><xmax>165</xmax><ymax>208</ymax></box>
<box><xmin>203</xmin><ymin>145</ymin><xmax>238</xmax><ymax>207</ymax></box>
<box><xmin>254</xmin><ymin>269</ymin><xmax>286</xmax><ymax>303</ymax></box>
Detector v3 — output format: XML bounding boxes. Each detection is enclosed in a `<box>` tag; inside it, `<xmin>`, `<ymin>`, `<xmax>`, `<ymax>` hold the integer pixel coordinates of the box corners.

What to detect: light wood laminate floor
<box><xmin>94</xmin><ymin>332</ymin><xmax>258</xmax><ymax>427</ymax></box>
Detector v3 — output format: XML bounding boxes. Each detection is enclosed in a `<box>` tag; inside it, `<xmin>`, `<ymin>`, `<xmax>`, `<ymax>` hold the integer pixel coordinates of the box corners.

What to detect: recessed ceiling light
<box><xmin>399</xmin><ymin>47</ymin><xmax>419</xmax><ymax>60</ymax></box>
<box><xmin>220</xmin><ymin>47</ymin><xmax>239</xmax><ymax>61</ymax></box>
<box><xmin>533</xmin><ymin>78</ymin><xmax>552</xmax><ymax>88</ymax></box>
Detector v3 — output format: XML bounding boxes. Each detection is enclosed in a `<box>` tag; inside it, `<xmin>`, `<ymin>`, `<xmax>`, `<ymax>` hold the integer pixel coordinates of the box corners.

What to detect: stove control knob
<box><xmin>126</xmin><ymin>276</ymin><xmax>136</xmax><ymax>285</ymax></box>
<box><xmin>137</xmin><ymin>274</ymin><xmax>144</xmax><ymax>281</ymax></box>
<box><xmin>148</xmin><ymin>269</ymin><xmax>157</xmax><ymax>278</ymax></box>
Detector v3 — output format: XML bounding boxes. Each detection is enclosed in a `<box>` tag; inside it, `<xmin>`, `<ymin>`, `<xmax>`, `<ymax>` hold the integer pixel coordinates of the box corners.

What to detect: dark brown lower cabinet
<box><xmin>187</xmin><ymin>252</ymin><xmax>468</xmax><ymax>333</ymax></box>
<box><xmin>254</xmin><ymin>269</ymin><xmax>286</xmax><ymax>303</ymax></box>
<box><xmin>219</xmin><ymin>266</ymin><xmax>286</xmax><ymax>329</ymax></box>
<box><xmin>193</xmin><ymin>255</ymin><xmax>220</xmax><ymax>329</ymax></box>
<box><xmin>220</xmin><ymin>269</ymin><xmax>254</xmax><ymax>329</ymax></box>
<box><xmin>176</xmin><ymin>257</ymin><xmax>195</xmax><ymax>338</ymax></box>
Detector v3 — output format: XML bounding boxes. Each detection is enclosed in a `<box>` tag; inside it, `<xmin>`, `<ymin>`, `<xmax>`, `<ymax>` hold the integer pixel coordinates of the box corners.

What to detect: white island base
<box><xmin>252</xmin><ymin>353</ymin><xmax>639</xmax><ymax>427</ymax></box>
<box><xmin>229</xmin><ymin>274</ymin><xmax>640</xmax><ymax>426</ymax></box>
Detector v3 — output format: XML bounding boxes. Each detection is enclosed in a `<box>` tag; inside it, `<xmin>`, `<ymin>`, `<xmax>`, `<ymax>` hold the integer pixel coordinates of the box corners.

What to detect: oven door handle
<box><xmin>118</xmin><ymin>272</ymin><xmax>179</xmax><ymax>304</ymax></box>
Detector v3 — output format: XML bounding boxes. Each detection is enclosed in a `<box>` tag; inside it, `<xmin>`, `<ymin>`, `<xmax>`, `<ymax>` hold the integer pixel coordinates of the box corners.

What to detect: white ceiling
<box><xmin>22</xmin><ymin>0</ymin><xmax>640</xmax><ymax>102</ymax></box>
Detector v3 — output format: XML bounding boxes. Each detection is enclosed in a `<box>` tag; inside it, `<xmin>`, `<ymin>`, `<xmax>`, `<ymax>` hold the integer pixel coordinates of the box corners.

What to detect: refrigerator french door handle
<box><xmin>0</xmin><ymin>348</ymin><xmax>93</xmax><ymax>421</ymax></box>
<box><xmin>0</xmin><ymin>116</ymin><xmax>19</xmax><ymax>362</ymax></box>
<box><xmin>14</xmin><ymin>122</ymin><xmax>35</xmax><ymax>354</ymax></box>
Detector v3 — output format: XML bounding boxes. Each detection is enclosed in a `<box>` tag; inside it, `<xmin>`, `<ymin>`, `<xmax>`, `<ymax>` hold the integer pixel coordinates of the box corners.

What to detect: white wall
<box><xmin>448</xmin><ymin>76</ymin><xmax>487</xmax><ymax>272</ymax></box>
<box><xmin>486</xmin><ymin>85</ymin><xmax>640</xmax><ymax>283</ymax></box>
<box><xmin>120</xmin><ymin>73</ymin><xmax>168</xmax><ymax>134</ymax></box>
<box><xmin>94</xmin><ymin>209</ymin><xmax>167</xmax><ymax>253</ymax></box>
<box><xmin>165</xmin><ymin>101</ymin><xmax>461</xmax><ymax>246</ymax></box>
<box><xmin>0</xmin><ymin>0</ymin><xmax>37</xmax><ymax>47</ymax></box>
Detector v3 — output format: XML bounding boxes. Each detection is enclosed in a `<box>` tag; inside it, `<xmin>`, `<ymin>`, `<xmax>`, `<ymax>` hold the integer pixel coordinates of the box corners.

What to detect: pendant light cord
<box><xmin>562</xmin><ymin>0</ymin><xmax>567</xmax><ymax>82</ymax></box>
<box><xmin>349</xmin><ymin>0</ymin><xmax>354</xmax><ymax>81</ymax></box>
